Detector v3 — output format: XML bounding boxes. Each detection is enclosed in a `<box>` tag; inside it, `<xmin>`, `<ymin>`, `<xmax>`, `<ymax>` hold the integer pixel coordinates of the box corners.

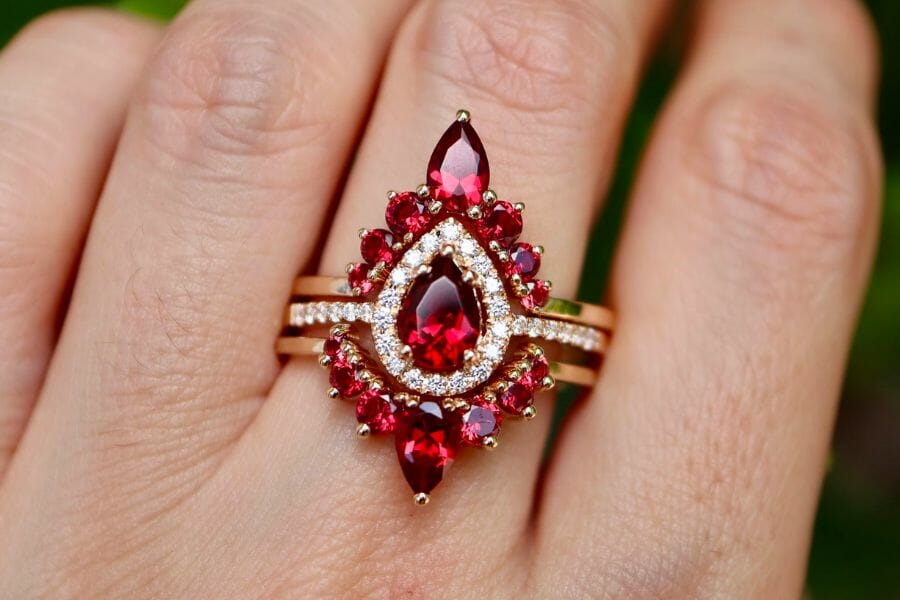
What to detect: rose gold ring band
<box><xmin>275</xmin><ymin>336</ymin><xmax>599</xmax><ymax>388</ymax></box>
<box><xmin>290</xmin><ymin>276</ymin><xmax>614</xmax><ymax>331</ymax></box>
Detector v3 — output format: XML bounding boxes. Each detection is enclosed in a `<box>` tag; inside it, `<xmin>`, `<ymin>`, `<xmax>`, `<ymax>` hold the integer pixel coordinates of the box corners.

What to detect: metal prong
<box><xmin>513</xmin><ymin>202</ymin><xmax>525</xmax><ymax>212</ymax></box>
<box><xmin>541</xmin><ymin>375</ymin><xmax>556</xmax><ymax>391</ymax></box>
<box><xmin>387</xmin><ymin>190</ymin><xmax>398</xmax><ymax>200</ymax></box>
<box><xmin>356</xmin><ymin>423</ymin><xmax>371</xmax><ymax>438</ymax></box>
<box><xmin>510</xmin><ymin>274</ymin><xmax>523</xmax><ymax>287</ymax></box>
<box><xmin>483</xmin><ymin>390</ymin><xmax>497</xmax><ymax>404</ymax></box>
<box><xmin>330</xmin><ymin>324</ymin><xmax>350</xmax><ymax>337</ymax></box>
<box><xmin>507</xmin><ymin>368</ymin><xmax>523</xmax><ymax>381</ymax></box>
<box><xmin>400</xmin><ymin>345</ymin><xmax>412</xmax><ymax>357</ymax></box>
<box><xmin>528</xmin><ymin>344</ymin><xmax>544</xmax><ymax>359</ymax></box>
<box><xmin>488</xmin><ymin>240</ymin><xmax>503</xmax><ymax>253</ymax></box>
<box><xmin>482</xmin><ymin>436</ymin><xmax>498</xmax><ymax>450</ymax></box>
<box><xmin>391</xmin><ymin>242</ymin><xmax>404</xmax><ymax>252</ymax></box>
<box><xmin>417</xmin><ymin>265</ymin><xmax>432</xmax><ymax>276</ymax></box>
<box><xmin>358</xmin><ymin>369</ymin><xmax>374</xmax><ymax>383</ymax></box>
<box><xmin>522</xmin><ymin>405</ymin><xmax>537</xmax><ymax>420</ymax></box>
<box><xmin>455</xmin><ymin>109</ymin><xmax>471</xmax><ymax>123</ymax></box>
<box><xmin>345</xmin><ymin>263</ymin><xmax>356</xmax><ymax>274</ymax></box>
<box><xmin>318</xmin><ymin>354</ymin><xmax>332</xmax><ymax>368</ymax></box>
<box><xmin>482</xmin><ymin>189</ymin><xmax>497</xmax><ymax>204</ymax></box>
<box><xmin>461</xmin><ymin>270</ymin><xmax>475</xmax><ymax>285</ymax></box>
<box><xmin>427</xmin><ymin>200</ymin><xmax>443</xmax><ymax>215</ymax></box>
<box><xmin>440</xmin><ymin>244</ymin><xmax>454</xmax><ymax>257</ymax></box>
<box><xmin>327</xmin><ymin>387</ymin><xmax>340</xmax><ymax>400</ymax></box>
<box><xmin>358</xmin><ymin>228</ymin><xmax>369</xmax><ymax>239</ymax></box>
<box><xmin>494</xmin><ymin>381</ymin><xmax>510</xmax><ymax>393</ymax></box>
<box><xmin>463</xmin><ymin>349</ymin><xmax>476</xmax><ymax>363</ymax></box>
<box><xmin>416</xmin><ymin>184</ymin><xmax>431</xmax><ymax>198</ymax></box>
<box><xmin>368</xmin><ymin>379</ymin><xmax>384</xmax><ymax>391</ymax></box>
<box><xmin>533</xmin><ymin>245</ymin><xmax>544</xmax><ymax>255</ymax></box>
<box><xmin>496</xmin><ymin>251</ymin><xmax>510</xmax><ymax>262</ymax></box>
<box><xmin>403</xmin><ymin>232</ymin><xmax>414</xmax><ymax>244</ymax></box>
<box><xmin>466</xmin><ymin>206</ymin><xmax>483</xmax><ymax>220</ymax></box>
<box><xmin>413</xmin><ymin>492</ymin><xmax>430</xmax><ymax>506</ymax></box>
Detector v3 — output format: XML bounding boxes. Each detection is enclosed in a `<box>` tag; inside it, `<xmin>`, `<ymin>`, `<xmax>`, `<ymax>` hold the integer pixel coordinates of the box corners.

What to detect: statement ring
<box><xmin>277</xmin><ymin>111</ymin><xmax>614</xmax><ymax>505</ymax></box>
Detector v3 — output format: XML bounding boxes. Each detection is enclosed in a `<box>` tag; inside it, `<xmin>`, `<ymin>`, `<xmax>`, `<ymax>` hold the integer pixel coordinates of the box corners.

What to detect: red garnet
<box><xmin>460</xmin><ymin>399</ymin><xmax>501</xmax><ymax>446</ymax></box>
<box><xmin>386</xmin><ymin>191</ymin><xmax>431</xmax><ymax>237</ymax></box>
<box><xmin>347</xmin><ymin>263</ymin><xmax>375</xmax><ymax>295</ymax></box>
<box><xmin>427</xmin><ymin>119</ymin><xmax>490</xmax><ymax>212</ymax></box>
<box><xmin>504</xmin><ymin>243</ymin><xmax>541</xmax><ymax>279</ymax></box>
<box><xmin>498</xmin><ymin>382</ymin><xmax>533</xmax><ymax>415</ymax></box>
<box><xmin>479</xmin><ymin>201</ymin><xmax>522</xmax><ymax>247</ymax></box>
<box><xmin>330</xmin><ymin>361</ymin><xmax>365</xmax><ymax>397</ymax></box>
<box><xmin>521</xmin><ymin>279</ymin><xmax>551</xmax><ymax>310</ymax></box>
<box><xmin>395</xmin><ymin>400</ymin><xmax>461</xmax><ymax>494</ymax></box>
<box><xmin>397</xmin><ymin>256</ymin><xmax>482</xmax><ymax>372</ymax></box>
<box><xmin>323</xmin><ymin>335</ymin><xmax>345</xmax><ymax>361</ymax></box>
<box><xmin>521</xmin><ymin>356</ymin><xmax>550</xmax><ymax>391</ymax></box>
<box><xmin>356</xmin><ymin>389</ymin><xmax>397</xmax><ymax>434</ymax></box>
<box><xmin>360</xmin><ymin>228</ymin><xmax>395</xmax><ymax>265</ymax></box>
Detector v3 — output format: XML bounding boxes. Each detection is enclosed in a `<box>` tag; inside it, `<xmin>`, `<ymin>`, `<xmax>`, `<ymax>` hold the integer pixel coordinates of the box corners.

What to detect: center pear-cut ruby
<box><xmin>397</xmin><ymin>255</ymin><xmax>482</xmax><ymax>372</ymax></box>
<box><xmin>395</xmin><ymin>401</ymin><xmax>460</xmax><ymax>494</ymax></box>
<box><xmin>427</xmin><ymin>120</ymin><xmax>489</xmax><ymax>211</ymax></box>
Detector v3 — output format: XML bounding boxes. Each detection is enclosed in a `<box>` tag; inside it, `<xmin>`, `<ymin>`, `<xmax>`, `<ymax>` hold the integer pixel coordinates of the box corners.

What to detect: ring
<box><xmin>277</xmin><ymin>110</ymin><xmax>615</xmax><ymax>505</ymax></box>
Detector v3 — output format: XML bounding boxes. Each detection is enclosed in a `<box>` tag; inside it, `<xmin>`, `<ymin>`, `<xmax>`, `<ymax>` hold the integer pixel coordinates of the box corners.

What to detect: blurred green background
<box><xmin>2</xmin><ymin>1</ymin><xmax>898</xmax><ymax>597</ymax></box>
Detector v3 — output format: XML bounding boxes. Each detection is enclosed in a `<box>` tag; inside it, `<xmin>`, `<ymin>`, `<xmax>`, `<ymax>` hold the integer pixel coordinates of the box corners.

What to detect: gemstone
<box><xmin>504</xmin><ymin>243</ymin><xmax>541</xmax><ymax>279</ymax></box>
<box><xmin>395</xmin><ymin>400</ymin><xmax>460</xmax><ymax>494</ymax></box>
<box><xmin>460</xmin><ymin>399</ymin><xmax>501</xmax><ymax>445</ymax></box>
<box><xmin>386</xmin><ymin>191</ymin><xmax>431</xmax><ymax>237</ymax></box>
<box><xmin>521</xmin><ymin>279</ymin><xmax>550</xmax><ymax>310</ymax></box>
<box><xmin>356</xmin><ymin>389</ymin><xmax>397</xmax><ymax>434</ymax></box>
<box><xmin>323</xmin><ymin>335</ymin><xmax>345</xmax><ymax>361</ymax></box>
<box><xmin>427</xmin><ymin>119</ymin><xmax>489</xmax><ymax>212</ymax></box>
<box><xmin>478</xmin><ymin>201</ymin><xmax>522</xmax><ymax>247</ymax></box>
<box><xmin>347</xmin><ymin>263</ymin><xmax>375</xmax><ymax>295</ymax></box>
<box><xmin>521</xmin><ymin>356</ymin><xmax>550</xmax><ymax>391</ymax></box>
<box><xmin>360</xmin><ymin>228</ymin><xmax>395</xmax><ymax>265</ymax></box>
<box><xmin>397</xmin><ymin>256</ymin><xmax>482</xmax><ymax>372</ymax></box>
<box><xmin>498</xmin><ymin>382</ymin><xmax>533</xmax><ymax>415</ymax></box>
<box><xmin>330</xmin><ymin>361</ymin><xmax>365</xmax><ymax>397</ymax></box>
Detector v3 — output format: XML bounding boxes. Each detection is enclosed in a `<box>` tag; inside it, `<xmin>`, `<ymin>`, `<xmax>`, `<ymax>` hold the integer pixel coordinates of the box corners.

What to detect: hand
<box><xmin>0</xmin><ymin>0</ymin><xmax>882</xmax><ymax>597</ymax></box>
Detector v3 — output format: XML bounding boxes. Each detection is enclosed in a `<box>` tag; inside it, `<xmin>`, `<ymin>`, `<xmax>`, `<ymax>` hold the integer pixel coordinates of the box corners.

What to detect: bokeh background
<box><xmin>2</xmin><ymin>1</ymin><xmax>898</xmax><ymax>597</ymax></box>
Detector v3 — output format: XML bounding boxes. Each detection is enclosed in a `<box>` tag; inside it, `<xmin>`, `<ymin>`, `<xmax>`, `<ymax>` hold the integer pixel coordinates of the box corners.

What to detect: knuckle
<box><xmin>137</xmin><ymin>8</ymin><xmax>333</xmax><ymax>165</ymax></box>
<box><xmin>413</xmin><ymin>0</ymin><xmax>628</xmax><ymax>116</ymax></box>
<box><xmin>683</xmin><ymin>82</ymin><xmax>875</xmax><ymax>256</ymax></box>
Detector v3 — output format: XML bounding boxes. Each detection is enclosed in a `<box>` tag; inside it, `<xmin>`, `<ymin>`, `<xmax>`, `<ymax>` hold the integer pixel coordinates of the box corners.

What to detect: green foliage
<box><xmin>1</xmin><ymin>1</ymin><xmax>898</xmax><ymax>596</ymax></box>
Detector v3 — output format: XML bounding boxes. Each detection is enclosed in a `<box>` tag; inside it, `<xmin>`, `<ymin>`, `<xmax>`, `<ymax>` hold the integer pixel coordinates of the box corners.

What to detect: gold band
<box><xmin>290</xmin><ymin>276</ymin><xmax>614</xmax><ymax>331</ymax></box>
<box><xmin>276</xmin><ymin>336</ymin><xmax>598</xmax><ymax>388</ymax></box>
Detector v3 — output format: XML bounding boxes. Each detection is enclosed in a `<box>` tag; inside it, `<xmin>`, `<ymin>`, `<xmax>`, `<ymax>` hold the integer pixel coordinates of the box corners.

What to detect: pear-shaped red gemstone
<box><xmin>427</xmin><ymin>120</ymin><xmax>489</xmax><ymax>212</ymax></box>
<box><xmin>397</xmin><ymin>256</ymin><xmax>482</xmax><ymax>372</ymax></box>
<box><xmin>395</xmin><ymin>400</ymin><xmax>460</xmax><ymax>494</ymax></box>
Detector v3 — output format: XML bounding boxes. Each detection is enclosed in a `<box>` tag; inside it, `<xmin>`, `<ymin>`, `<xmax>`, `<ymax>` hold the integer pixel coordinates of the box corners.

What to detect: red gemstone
<box><xmin>479</xmin><ymin>201</ymin><xmax>522</xmax><ymax>247</ymax></box>
<box><xmin>521</xmin><ymin>279</ymin><xmax>550</xmax><ymax>310</ymax></box>
<box><xmin>498</xmin><ymin>382</ymin><xmax>533</xmax><ymax>415</ymax></box>
<box><xmin>397</xmin><ymin>256</ymin><xmax>482</xmax><ymax>372</ymax></box>
<box><xmin>347</xmin><ymin>263</ymin><xmax>375</xmax><ymax>295</ymax></box>
<box><xmin>360</xmin><ymin>228</ymin><xmax>395</xmax><ymax>265</ymax></box>
<box><xmin>395</xmin><ymin>400</ymin><xmax>460</xmax><ymax>494</ymax></box>
<box><xmin>504</xmin><ymin>243</ymin><xmax>541</xmax><ymax>279</ymax></box>
<box><xmin>460</xmin><ymin>398</ymin><xmax>501</xmax><ymax>446</ymax></box>
<box><xmin>386</xmin><ymin>191</ymin><xmax>431</xmax><ymax>237</ymax></box>
<box><xmin>323</xmin><ymin>336</ymin><xmax>345</xmax><ymax>361</ymax></box>
<box><xmin>356</xmin><ymin>389</ymin><xmax>397</xmax><ymax>434</ymax></box>
<box><xmin>521</xmin><ymin>356</ymin><xmax>550</xmax><ymax>391</ymax></box>
<box><xmin>330</xmin><ymin>361</ymin><xmax>365</xmax><ymax>397</ymax></box>
<box><xmin>427</xmin><ymin>119</ymin><xmax>490</xmax><ymax>211</ymax></box>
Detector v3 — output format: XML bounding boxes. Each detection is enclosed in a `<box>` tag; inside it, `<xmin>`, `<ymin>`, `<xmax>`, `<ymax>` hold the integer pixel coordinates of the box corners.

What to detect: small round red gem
<box><xmin>498</xmin><ymin>382</ymin><xmax>533</xmax><ymax>415</ymax></box>
<box><xmin>521</xmin><ymin>356</ymin><xmax>550</xmax><ymax>391</ymax></box>
<box><xmin>521</xmin><ymin>279</ymin><xmax>550</xmax><ymax>310</ymax></box>
<box><xmin>504</xmin><ymin>243</ymin><xmax>541</xmax><ymax>279</ymax></box>
<box><xmin>356</xmin><ymin>389</ymin><xmax>397</xmax><ymax>434</ymax></box>
<box><xmin>460</xmin><ymin>398</ymin><xmax>501</xmax><ymax>445</ymax></box>
<box><xmin>323</xmin><ymin>336</ymin><xmax>345</xmax><ymax>360</ymax></box>
<box><xmin>330</xmin><ymin>361</ymin><xmax>365</xmax><ymax>397</ymax></box>
<box><xmin>478</xmin><ymin>201</ymin><xmax>522</xmax><ymax>247</ymax></box>
<box><xmin>386</xmin><ymin>191</ymin><xmax>431</xmax><ymax>237</ymax></box>
<box><xmin>360</xmin><ymin>228</ymin><xmax>395</xmax><ymax>265</ymax></box>
<box><xmin>347</xmin><ymin>263</ymin><xmax>375</xmax><ymax>295</ymax></box>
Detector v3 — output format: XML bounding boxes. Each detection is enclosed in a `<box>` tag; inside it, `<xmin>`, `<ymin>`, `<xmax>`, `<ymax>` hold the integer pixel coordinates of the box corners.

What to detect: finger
<box><xmin>0</xmin><ymin>0</ymin><xmax>412</xmax><ymax>547</ymax></box>
<box><xmin>243</xmin><ymin>0</ymin><xmax>667</xmax><ymax>590</ymax></box>
<box><xmin>0</xmin><ymin>9</ymin><xmax>160</xmax><ymax>477</ymax></box>
<box><xmin>537</xmin><ymin>0</ymin><xmax>881</xmax><ymax>596</ymax></box>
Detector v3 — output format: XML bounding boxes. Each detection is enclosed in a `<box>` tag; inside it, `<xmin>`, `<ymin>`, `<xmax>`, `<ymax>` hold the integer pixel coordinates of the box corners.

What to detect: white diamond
<box><xmin>403</xmin><ymin>248</ymin><xmax>424</xmax><ymax>267</ymax></box>
<box><xmin>483</xmin><ymin>344</ymin><xmax>502</xmax><ymax>361</ymax></box>
<box><xmin>390</xmin><ymin>269</ymin><xmax>408</xmax><ymax>285</ymax></box>
<box><xmin>459</xmin><ymin>238</ymin><xmax>476</xmax><ymax>255</ymax></box>
<box><xmin>491</xmin><ymin>321</ymin><xmax>509</xmax><ymax>337</ymax></box>
<box><xmin>473</xmin><ymin>255</ymin><xmax>491</xmax><ymax>274</ymax></box>
<box><xmin>373</xmin><ymin>308</ymin><xmax>393</xmax><ymax>328</ymax></box>
<box><xmin>485</xmin><ymin>276</ymin><xmax>502</xmax><ymax>293</ymax></box>
<box><xmin>419</xmin><ymin>232</ymin><xmax>439</xmax><ymax>253</ymax></box>
<box><xmin>439</xmin><ymin>220</ymin><xmax>461</xmax><ymax>240</ymax></box>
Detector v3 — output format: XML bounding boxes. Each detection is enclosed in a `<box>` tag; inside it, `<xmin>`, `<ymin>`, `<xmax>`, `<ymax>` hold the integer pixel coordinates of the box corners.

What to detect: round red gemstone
<box><xmin>460</xmin><ymin>399</ymin><xmax>501</xmax><ymax>446</ymax></box>
<box><xmin>356</xmin><ymin>389</ymin><xmax>397</xmax><ymax>434</ymax></box>
<box><xmin>504</xmin><ymin>243</ymin><xmax>541</xmax><ymax>279</ymax></box>
<box><xmin>347</xmin><ymin>263</ymin><xmax>375</xmax><ymax>295</ymax></box>
<box><xmin>478</xmin><ymin>201</ymin><xmax>522</xmax><ymax>247</ymax></box>
<box><xmin>330</xmin><ymin>361</ymin><xmax>365</xmax><ymax>397</ymax></box>
<box><xmin>521</xmin><ymin>279</ymin><xmax>550</xmax><ymax>310</ymax></box>
<box><xmin>395</xmin><ymin>400</ymin><xmax>461</xmax><ymax>494</ymax></box>
<box><xmin>521</xmin><ymin>356</ymin><xmax>550</xmax><ymax>391</ymax></box>
<box><xmin>426</xmin><ymin>119</ymin><xmax>490</xmax><ymax>212</ymax></box>
<box><xmin>323</xmin><ymin>336</ymin><xmax>345</xmax><ymax>360</ymax></box>
<box><xmin>397</xmin><ymin>256</ymin><xmax>482</xmax><ymax>372</ymax></box>
<box><xmin>360</xmin><ymin>228</ymin><xmax>395</xmax><ymax>265</ymax></box>
<box><xmin>385</xmin><ymin>191</ymin><xmax>431</xmax><ymax>237</ymax></box>
<box><xmin>498</xmin><ymin>382</ymin><xmax>533</xmax><ymax>415</ymax></box>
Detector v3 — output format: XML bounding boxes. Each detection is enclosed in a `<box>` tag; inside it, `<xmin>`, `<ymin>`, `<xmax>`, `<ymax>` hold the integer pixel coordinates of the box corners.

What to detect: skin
<box><xmin>0</xmin><ymin>0</ymin><xmax>882</xmax><ymax>597</ymax></box>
